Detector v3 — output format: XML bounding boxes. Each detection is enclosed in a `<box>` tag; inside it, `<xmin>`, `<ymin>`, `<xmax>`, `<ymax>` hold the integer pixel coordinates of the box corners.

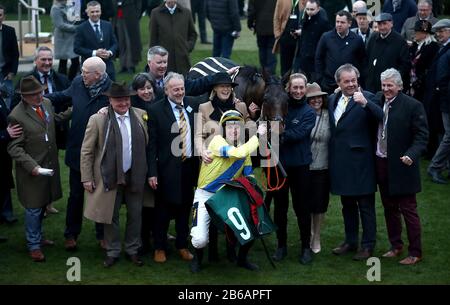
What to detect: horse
<box><xmin>188</xmin><ymin>57</ymin><xmax>266</xmax><ymax>112</ymax></box>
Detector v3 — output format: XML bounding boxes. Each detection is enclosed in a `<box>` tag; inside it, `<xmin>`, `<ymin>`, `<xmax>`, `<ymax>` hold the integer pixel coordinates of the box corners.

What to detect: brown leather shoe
<box><xmin>332</xmin><ymin>243</ymin><xmax>357</xmax><ymax>255</ymax></box>
<box><xmin>40</xmin><ymin>239</ymin><xmax>55</xmax><ymax>247</ymax></box>
<box><xmin>382</xmin><ymin>248</ymin><xmax>403</xmax><ymax>258</ymax></box>
<box><xmin>126</xmin><ymin>254</ymin><xmax>144</xmax><ymax>267</ymax></box>
<box><xmin>399</xmin><ymin>256</ymin><xmax>422</xmax><ymax>265</ymax></box>
<box><xmin>179</xmin><ymin>248</ymin><xmax>194</xmax><ymax>261</ymax></box>
<box><xmin>154</xmin><ymin>250</ymin><xmax>167</xmax><ymax>263</ymax></box>
<box><xmin>352</xmin><ymin>248</ymin><xmax>373</xmax><ymax>261</ymax></box>
<box><xmin>30</xmin><ymin>249</ymin><xmax>46</xmax><ymax>262</ymax></box>
<box><xmin>65</xmin><ymin>238</ymin><xmax>77</xmax><ymax>251</ymax></box>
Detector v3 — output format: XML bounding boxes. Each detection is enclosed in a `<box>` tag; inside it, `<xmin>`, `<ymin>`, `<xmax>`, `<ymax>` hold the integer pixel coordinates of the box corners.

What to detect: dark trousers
<box><xmin>64</xmin><ymin>168</ymin><xmax>104</xmax><ymax>240</ymax></box>
<box><xmin>0</xmin><ymin>188</ymin><xmax>14</xmax><ymax>221</ymax></box>
<box><xmin>376</xmin><ymin>157</ymin><xmax>422</xmax><ymax>257</ymax></box>
<box><xmin>279</xmin><ymin>34</ymin><xmax>297</xmax><ymax>77</ymax></box>
<box><xmin>272</xmin><ymin>165</ymin><xmax>311</xmax><ymax>249</ymax></box>
<box><xmin>141</xmin><ymin>206</ymin><xmax>155</xmax><ymax>249</ymax></box>
<box><xmin>191</xmin><ymin>0</ymin><xmax>207</xmax><ymax>42</ymax></box>
<box><xmin>257</xmin><ymin>35</ymin><xmax>277</xmax><ymax>75</ymax></box>
<box><xmin>58</xmin><ymin>57</ymin><xmax>80</xmax><ymax>81</ymax></box>
<box><xmin>212</xmin><ymin>30</ymin><xmax>235</xmax><ymax>59</ymax></box>
<box><xmin>154</xmin><ymin>159</ymin><xmax>195</xmax><ymax>251</ymax></box>
<box><xmin>340</xmin><ymin>194</ymin><xmax>376</xmax><ymax>250</ymax></box>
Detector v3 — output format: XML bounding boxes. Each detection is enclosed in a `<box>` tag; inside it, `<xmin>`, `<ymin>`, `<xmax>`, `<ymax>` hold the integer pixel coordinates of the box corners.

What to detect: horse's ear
<box><xmin>281</xmin><ymin>69</ymin><xmax>292</xmax><ymax>87</ymax></box>
<box><xmin>261</xmin><ymin>68</ymin><xmax>272</xmax><ymax>83</ymax></box>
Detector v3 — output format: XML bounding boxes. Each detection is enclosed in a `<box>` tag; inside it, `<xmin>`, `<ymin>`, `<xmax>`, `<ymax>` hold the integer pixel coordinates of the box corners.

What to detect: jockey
<box><xmin>189</xmin><ymin>110</ymin><xmax>267</xmax><ymax>272</ymax></box>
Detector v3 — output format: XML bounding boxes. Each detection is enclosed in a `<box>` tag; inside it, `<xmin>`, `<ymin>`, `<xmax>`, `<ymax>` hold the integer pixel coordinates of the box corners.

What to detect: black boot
<box><xmin>226</xmin><ymin>240</ymin><xmax>237</xmax><ymax>263</ymax></box>
<box><xmin>190</xmin><ymin>248</ymin><xmax>204</xmax><ymax>273</ymax></box>
<box><xmin>237</xmin><ymin>242</ymin><xmax>259</xmax><ymax>271</ymax></box>
<box><xmin>299</xmin><ymin>248</ymin><xmax>313</xmax><ymax>265</ymax></box>
<box><xmin>208</xmin><ymin>225</ymin><xmax>219</xmax><ymax>262</ymax></box>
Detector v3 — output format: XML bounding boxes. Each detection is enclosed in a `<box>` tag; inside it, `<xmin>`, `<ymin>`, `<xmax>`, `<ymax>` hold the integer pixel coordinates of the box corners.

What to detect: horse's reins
<box><xmin>263</xmin><ymin>141</ymin><xmax>287</xmax><ymax>192</ymax></box>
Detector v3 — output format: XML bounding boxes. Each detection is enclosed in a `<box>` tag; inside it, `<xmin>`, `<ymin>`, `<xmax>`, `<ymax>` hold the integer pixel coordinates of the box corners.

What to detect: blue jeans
<box><xmin>256</xmin><ymin>35</ymin><xmax>277</xmax><ymax>75</ymax></box>
<box><xmin>212</xmin><ymin>31</ymin><xmax>235</xmax><ymax>59</ymax></box>
<box><xmin>25</xmin><ymin>208</ymin><xmax>45</xmax><ymax>251</ymax></box>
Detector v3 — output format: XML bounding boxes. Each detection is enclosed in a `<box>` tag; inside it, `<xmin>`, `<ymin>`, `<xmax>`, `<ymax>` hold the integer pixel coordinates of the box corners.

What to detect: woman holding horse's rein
<box><xmin>271</xmin><ymin>73</ymin><xmax>316</xmax><ymax>265</ymax></box>
<box><xmin>194</xmin><ymin>72</ymin><xmax>250</xmax><ymax>263</ymax></box>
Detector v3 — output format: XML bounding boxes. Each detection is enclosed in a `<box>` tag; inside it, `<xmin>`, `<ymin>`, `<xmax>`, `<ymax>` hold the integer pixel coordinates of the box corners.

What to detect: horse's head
<box><xmin>233</xmin><ymin>66</ymin><xmax>266</xmax><ymax>109</ymax></box>
<box><xmin>261</xmin><ymin>75</ymin><xmax>289</xmax><ymax>123</ymax></box>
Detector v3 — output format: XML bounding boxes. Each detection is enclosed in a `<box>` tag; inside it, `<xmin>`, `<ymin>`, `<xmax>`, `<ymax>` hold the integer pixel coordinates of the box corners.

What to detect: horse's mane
<box><xmin>238</xmin><ymin>65</ymin><xmax>261</xmax><ymax>82</ymax></box>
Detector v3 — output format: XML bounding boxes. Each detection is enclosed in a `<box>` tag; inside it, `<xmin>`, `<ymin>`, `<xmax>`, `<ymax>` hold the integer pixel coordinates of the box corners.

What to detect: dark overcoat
<box><xmin>374</xmin><ymin>92</ymin><xmax>428</xmax><ymax>195</ymax></box>
<box><xmin>328</xmin><ymin>91</ymin><xmax>383</xmax><ymax>196</ymax></box>
<box><xmin>149</xmin><ymin>4</ymin><xmax>197</xmax><ymax>76</ymax></box>
<box><xmin>147</xmin><ymin>97</ymin><xmax>200</xmax><ymax>206</ymax></box>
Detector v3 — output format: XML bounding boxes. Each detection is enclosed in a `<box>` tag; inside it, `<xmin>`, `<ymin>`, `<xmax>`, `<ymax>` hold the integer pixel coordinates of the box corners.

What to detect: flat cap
<box><xmin>374</xmin><ymin>13</ymin><xmax>393</xmax><ymax>22</ymax></box>
<box><xmin>431</xmin><ymin>19</ymin><xmax>450</xmax><ymax>31</ymax></box>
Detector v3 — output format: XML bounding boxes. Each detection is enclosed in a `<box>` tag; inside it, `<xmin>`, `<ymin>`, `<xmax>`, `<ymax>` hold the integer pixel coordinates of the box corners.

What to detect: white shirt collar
<box><xmin>115</xmin><ymin>110</ymin><xmax>130</xmax><ymax>119</ymax></box>
<box><xmin>88</xmin><ymin>19</ymin><xmax>100</xmax><ymax>28</ymax></box>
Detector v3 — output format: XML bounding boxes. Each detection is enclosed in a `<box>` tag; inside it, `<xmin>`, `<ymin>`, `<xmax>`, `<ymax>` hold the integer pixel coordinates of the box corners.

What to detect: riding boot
<box><xmin>226</xmin><ymin>239</ymin><xmax>237</xmax><ymax>263</ymax></box>
<box><xmin>208</xmin><ymin>225</ymin><xmax>219</xmax><ymax>262</ymax></box>
<box><xmin>190</xmin><ymin>248</ymin><xmax>204</xmax><ymax>273</ymax></box>
<box><xmin>237</xmin><ymin>241</ymin><xmax>259</xmax><ymax>271</ymax></box>
<box><xmin>310</xmin><ymin>213</ymin><xmax>324</xmax><ymax>254</ymax></box>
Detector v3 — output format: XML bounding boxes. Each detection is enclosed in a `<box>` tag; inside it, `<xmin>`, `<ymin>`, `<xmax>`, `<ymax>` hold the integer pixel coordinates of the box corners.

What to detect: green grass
<box><xmin>1</xmin><ymin>15</ymin><xmax>450</xmax><ymax>285</ymax></box>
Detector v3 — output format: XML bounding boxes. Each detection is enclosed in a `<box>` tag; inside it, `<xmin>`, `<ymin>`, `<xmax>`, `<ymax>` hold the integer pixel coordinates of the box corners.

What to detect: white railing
<box><xmin>17</xmin><ymin>0</ymin><xmax>46</xmax><ymax>57</ymax></box>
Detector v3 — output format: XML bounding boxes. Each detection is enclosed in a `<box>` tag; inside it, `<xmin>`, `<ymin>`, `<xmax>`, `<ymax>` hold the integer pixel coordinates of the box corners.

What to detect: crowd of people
<box><xmin>0</xmin><ymin>0</ymin><xmax>449</xmax><ymax>272</ymax></box>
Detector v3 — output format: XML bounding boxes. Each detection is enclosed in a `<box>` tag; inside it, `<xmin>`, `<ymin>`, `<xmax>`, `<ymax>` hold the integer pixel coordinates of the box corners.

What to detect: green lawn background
<box><xmin>0</xmin><ymin>14</ymin><xmax>449</xmax><ymax>285</ymax></box>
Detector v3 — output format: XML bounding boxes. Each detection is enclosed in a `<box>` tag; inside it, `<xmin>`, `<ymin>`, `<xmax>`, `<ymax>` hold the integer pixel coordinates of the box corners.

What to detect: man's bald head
<box><xmin>82</xmin><ymin>57</ymin><xmax>106</xmax><ymax>86</ymax></box>
<box><xmin>352</xmin><ymin>1</ymin><xmax>367</xmax><ymax>14</ymax></box>
<box><xmin>83</xmin><ymin>56</ymin><xmax>106</xmax><ymax>73</ymax></box>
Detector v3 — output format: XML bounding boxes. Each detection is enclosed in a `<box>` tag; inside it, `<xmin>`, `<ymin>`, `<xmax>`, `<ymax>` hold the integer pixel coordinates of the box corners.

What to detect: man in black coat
<box><xmin>365</xmin><ymin>13</ymin><xmax>411</xmax><ymax>93</ymax></box>
<box><xmin>148</xmin><ymin>72</ymin><xmax>199</xmax><ymax>264</ymax></box>
<box><xmin>315</xmin><ymin>10</ymin><xmax>366</xmax><ymax>94</ymax></box>
<box><xmin>74</xmin><ymin>1</ymin><xmax>118</xmax><ymax>80</ymax></box>
<box><xmin>0</xmin><ymin>5</ymin><xmax>19</xmax><ymax>109</ymax></box>
<box><xmin>247</xmin><ymin>0</ymin><xmax>278</xmax><ymax>75</ymax></box>
<box><xmin>0</xmin><ymin>88</ymin><xmax>21</xmax><ymax>226</ymax></box>
<box><xmin>426</xmin><ymin>19</ymin><xmax>450</xmax><ymax>184</ymax></box>
<box><xmin>374</xmin><ymin>68</ymin><xmax>428</xmax><ymax>265</ymax></box>
<box><xmin>46</xmin><ymin>56</ymin><xmax>111</xmax><ymax>251</ymax></box>
<box><xmin>292</xmin><ymin>0</ymin><xmax>331</xmax><ymax>80</ymax></box>
<box><xmin>328</xmin><ymin>64</ymin><xmax>383</xmax><ymax>261</ymax></box>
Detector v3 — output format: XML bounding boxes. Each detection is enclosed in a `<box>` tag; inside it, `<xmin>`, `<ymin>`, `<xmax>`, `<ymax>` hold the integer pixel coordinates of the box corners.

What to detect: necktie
<box><xmin>35</xmin><ymin>106</ymin><xmax>45</xmax><ymax>121</ymax></box>
<box><xmin>176</xmin><ymin>104</ymin><xmax>188</xmax><ymax>161</ymax></box>
<box><xmin>42</xmin><ymin>73</ymin><xmax>49</xmax><ymax>95</ymax></box>
<box><xmin>118</xmin><ymin>116</ymin><xmax>131</xmax><ymax>172</ymax></box>
<box><xmin>94</xmin><ymin>24</ymin><xmax>102</xmax><ymax>41</ymax></box>
<box><xmin>334</xmin><ymin>95</ymin><xmax>349</xmax><ymax>124</ymax></box>
<box><xmin>379</xmin><ymin>101</ymin><xmax>391</xmax><ymax>155</ymax></box>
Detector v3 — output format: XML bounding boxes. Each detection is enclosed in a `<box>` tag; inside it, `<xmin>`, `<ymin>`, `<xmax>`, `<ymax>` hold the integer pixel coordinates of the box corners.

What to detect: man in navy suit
<box><xmin>328</xmin><ymin>64</ymin><xmax>383</xmax><ymax>261</ymax></box>
<box><xmin>74</xmin><ymin>1</ymin><xmax>118</xmax><ymax>80</ymax></box>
